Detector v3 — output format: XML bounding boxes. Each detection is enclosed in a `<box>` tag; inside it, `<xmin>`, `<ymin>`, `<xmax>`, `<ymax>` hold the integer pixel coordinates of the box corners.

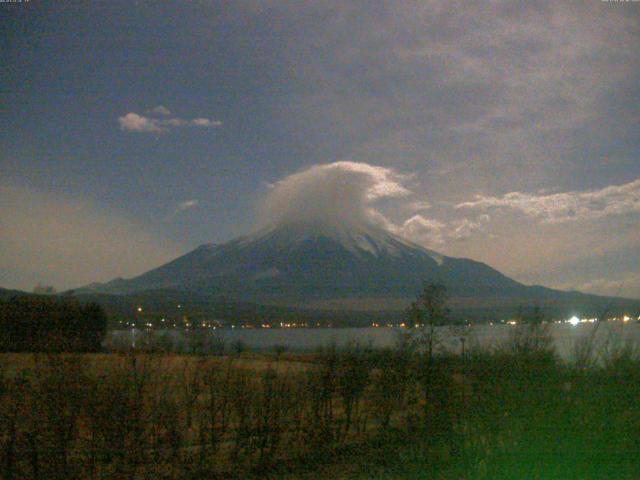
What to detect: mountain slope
<box><xmin>83</xmin><ymin>222</ymin><xmax>520</xmax><ymax>297</ymax></box>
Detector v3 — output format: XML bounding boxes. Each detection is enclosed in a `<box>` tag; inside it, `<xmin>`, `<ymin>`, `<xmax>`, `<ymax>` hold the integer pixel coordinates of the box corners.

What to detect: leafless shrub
<box><xmin>335</xmin><ymin>344</ymin><xmax>370</xmax><ymax>442</ymax></box>
<box><xmin>201</xmin><ymin>359</ymin><xmax>234</xmax><ymax>456</ymax></box>
<box><xmin>370</xmin><ymin>345</ymin><xmax>414</xmax><ymax>429</ymax></box>
<box><xmin>31</xmin><ymin>354</ymin><xmax>87</xmax><ymax>479</ymax></box>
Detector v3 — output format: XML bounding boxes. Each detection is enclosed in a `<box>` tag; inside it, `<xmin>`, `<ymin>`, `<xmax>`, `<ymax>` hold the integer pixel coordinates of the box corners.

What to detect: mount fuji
<box><xmin>77</xmin><ymin>220</ymin><xmax>638</xmax><ymax>318</ymax></box>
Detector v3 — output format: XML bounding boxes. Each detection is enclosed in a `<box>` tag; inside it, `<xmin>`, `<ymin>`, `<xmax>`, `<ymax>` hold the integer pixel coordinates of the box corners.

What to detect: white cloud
<box><xmin>178</xmin><ymin>199</ymin><xmax>198</xmax><ymax>211</ymax></box>
<box><xmin>118</xmin><ymin>112</ymin><xmax>166</xmax><ymax>133</ymax></box>
<box><xmin>262</xmin><ymin>161</ymin><xmax>409</xmax><ymax>230</ymax></box>
<box><xmin>396</xmin><ymin>213</ymin><xmax>490</xmax><ymax>247</ymax></box>
<box><xmin>191</xmin><ymin>118</ymin><xmax>222</xmax><ymax>127</ymax></box>
<box><xmin>398</xmin><ymin>215</ymin><xmax>447</xmax><ymax>245</ymax></box>
<box><xmin>450</xmin><ymin>216</ymin><xmax>489</xmax><ymax>241</ymax></box>
<box><xmin>118</xmin><ymin>110</ymin><xmax>222</xmax><ymax>133</ymax></box>
<box><xmin>331</xmin><ymin>161</ymin><xmax>411</xmax><ymax>199</ymax></box>
<box><xmin>456</xmin><ymin>178</ymin><xmax>640</xmax><ymax>223</ymax></box>
<box><xmin>165</xmin><ymin>199</ymin><xmax>199</xmax><ymax>221</ymax></box>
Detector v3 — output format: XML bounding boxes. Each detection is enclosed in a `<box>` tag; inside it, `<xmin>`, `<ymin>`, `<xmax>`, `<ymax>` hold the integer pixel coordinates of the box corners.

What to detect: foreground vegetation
<box><xmin>0</xmin><ymin>287</ymin><xmax>638</xmax><ymax>478</ymax></box>
<box><xmin>0</xmin><ymin>321</ymin><xmax>639</xmax><ymax>479</ymax></box>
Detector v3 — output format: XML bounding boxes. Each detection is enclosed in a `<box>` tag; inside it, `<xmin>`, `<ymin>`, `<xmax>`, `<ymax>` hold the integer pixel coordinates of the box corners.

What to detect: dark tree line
<box><xmin>0</xmin><ymin>296</ymin><xmax>107</xmax><ymax>352</ymax></box>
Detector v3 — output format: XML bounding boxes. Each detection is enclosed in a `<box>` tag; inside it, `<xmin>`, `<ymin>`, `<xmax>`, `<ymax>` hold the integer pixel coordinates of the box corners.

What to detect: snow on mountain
<box><xmin>235</xmin><ymin>221</ymin><xmax>444</xmax><ymax>263</ymax></box>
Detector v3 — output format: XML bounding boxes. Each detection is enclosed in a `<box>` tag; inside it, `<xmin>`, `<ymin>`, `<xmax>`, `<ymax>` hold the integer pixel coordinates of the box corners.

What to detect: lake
<box><xmin>107</xmin><ymin>321</ymin><xmax>640</xmax><ymax>360</ymax></box>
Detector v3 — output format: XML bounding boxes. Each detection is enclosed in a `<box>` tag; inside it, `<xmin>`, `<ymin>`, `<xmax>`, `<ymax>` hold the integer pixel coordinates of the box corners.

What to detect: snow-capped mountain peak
<box><xmin>235</xmin><ymin>220</ymin><xmax>444</xmax><ymax>263</ymax></box>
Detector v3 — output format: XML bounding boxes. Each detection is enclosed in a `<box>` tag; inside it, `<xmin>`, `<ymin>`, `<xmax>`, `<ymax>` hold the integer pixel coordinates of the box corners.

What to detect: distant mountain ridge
<box><xmin>75</xmin><ymin>221</ymin><xmax>639</xmax><ymax>317</ymax></box>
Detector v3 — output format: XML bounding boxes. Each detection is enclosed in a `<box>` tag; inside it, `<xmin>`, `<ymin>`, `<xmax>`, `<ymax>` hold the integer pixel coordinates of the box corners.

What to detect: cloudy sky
<box><xmin>1</xmin><ymin>1</ymin><xmax>639</xmax><ymax>297</ymax></box>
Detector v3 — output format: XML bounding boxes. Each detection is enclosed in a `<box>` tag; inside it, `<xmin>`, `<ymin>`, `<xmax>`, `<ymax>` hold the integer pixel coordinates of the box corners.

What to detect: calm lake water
<box><xmin>108</xmin><ymin>322</ymin><xmax>640</xmax><ymax>360</ymax></box>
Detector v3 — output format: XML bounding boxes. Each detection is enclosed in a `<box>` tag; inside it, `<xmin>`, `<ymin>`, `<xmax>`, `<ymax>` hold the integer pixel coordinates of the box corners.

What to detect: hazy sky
<box><xmin>1</xmin><ymin>1</ymin><xmax>639</xmax><ymax>297</ymax></box>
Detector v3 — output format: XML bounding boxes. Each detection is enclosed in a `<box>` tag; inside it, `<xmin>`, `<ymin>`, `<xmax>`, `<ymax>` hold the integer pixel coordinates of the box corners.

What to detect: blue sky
<box><xmin>1</xmin><ymin>1</ymin><xmax>639</xmax><ymax>297</ymax></box>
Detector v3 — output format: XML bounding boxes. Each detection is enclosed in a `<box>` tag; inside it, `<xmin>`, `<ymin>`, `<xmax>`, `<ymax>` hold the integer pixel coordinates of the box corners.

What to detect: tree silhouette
<box><xmin>0</xmin><ymin>296</ymin><xmax>108</xmax><ymax>352</ymax></box>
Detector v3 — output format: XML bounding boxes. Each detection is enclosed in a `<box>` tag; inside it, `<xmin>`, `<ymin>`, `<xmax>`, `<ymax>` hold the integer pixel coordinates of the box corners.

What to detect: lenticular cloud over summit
<box><xmin>261</xmin><ymin>162</ymin><xmax>410</xmax><ymax>231</ymax></box>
